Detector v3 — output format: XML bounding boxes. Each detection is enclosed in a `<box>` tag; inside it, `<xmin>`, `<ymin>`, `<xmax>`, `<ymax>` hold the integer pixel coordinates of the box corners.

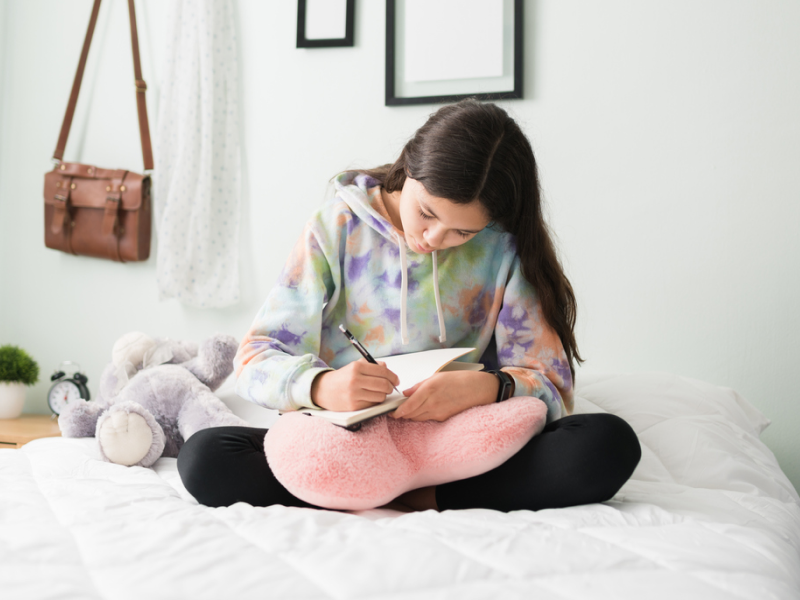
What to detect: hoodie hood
<box><xmin>334</xmin><ymin>172</ymin><xmax>398</xmax><ymax>242</ymax></box>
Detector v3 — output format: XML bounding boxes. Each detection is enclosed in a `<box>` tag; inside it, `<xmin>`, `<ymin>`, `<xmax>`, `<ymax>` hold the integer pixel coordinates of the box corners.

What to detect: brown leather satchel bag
<box><xmin>44</xmin><ymin>0</ymin><xmax>153</xmax><ymax>262</ymax></box>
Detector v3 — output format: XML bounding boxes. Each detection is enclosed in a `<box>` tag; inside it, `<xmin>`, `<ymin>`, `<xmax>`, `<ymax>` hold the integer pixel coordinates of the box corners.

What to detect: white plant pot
<box><xmin>0</xmin><ymin>382</ymin><xmax>26</xmax><ymax>419</ymax></box>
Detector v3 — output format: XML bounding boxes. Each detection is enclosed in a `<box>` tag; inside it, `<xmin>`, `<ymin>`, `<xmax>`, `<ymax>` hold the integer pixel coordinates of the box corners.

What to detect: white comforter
<box><xmin>2</xmin><ymin>372</ymin><xmax>799</xmax><ymax>600</ymax></box>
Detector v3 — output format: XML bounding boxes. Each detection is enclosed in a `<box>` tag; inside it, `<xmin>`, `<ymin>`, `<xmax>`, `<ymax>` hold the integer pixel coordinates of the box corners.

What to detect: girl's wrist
<box><xmin>310</xmin><ymin>371</ymin><xmax>329</xmax><ymax>409</ymax></box>
<box><xmin>475</xmin><ymin>371</ymin><xmax>501</xmax><ymax>406</ymax></box>
<box><xmin>478</xmin><ymin>370</ymin><xmax>517</xmax><ymax>405</ymax></box>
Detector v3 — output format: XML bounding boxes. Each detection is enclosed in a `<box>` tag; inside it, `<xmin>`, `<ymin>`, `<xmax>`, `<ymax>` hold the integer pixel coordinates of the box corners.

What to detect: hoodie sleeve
<box><xmin>495</xmin><ymin>257</ymin><xmax>574</xmax><ymax>422</ymax></box>
<box><xmin>233</xmin><ymin>216</ymin><xmax>339</xmax><ymax>411</ymax></box>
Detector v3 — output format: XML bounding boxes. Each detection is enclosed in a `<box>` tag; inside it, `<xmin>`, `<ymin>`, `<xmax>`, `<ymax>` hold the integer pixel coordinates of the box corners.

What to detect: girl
<box><xmin>178</xmin><ymin>99</ymin><xmax>641</xmax><ymax>512</ymax></box>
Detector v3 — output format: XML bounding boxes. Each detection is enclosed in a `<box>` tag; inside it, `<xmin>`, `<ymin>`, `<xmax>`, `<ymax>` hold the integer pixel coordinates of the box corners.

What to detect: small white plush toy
<box><xmin>59</xmin><ymin>332</ymin><xmax>248</xmax><ymax>467</ymax></box>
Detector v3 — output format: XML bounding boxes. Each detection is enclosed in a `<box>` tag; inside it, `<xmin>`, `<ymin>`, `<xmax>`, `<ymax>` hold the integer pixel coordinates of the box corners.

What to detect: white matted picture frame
<box><xmin>297</xmin><ymin>0</ymin><xmax>355</xmax><ymax>48</ymax></box>
<box><xmin>386</xmin><ymin>0</ymin><xmax>523</xmax><ymax>106</ymax></box>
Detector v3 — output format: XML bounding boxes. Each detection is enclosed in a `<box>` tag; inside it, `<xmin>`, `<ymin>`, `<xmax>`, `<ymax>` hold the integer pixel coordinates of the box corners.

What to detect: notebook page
<box><xmin>378</xmin><ymin>347</ymin><xmax>475</xmax><ymax>399</ymax></box>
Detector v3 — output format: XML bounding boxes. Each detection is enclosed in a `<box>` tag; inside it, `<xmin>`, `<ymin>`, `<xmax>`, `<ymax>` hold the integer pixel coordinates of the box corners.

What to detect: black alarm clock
<box><xmin>48</xmin><ymin>361</ymin><xmax>91</xmax><ymax>415</ymax></box>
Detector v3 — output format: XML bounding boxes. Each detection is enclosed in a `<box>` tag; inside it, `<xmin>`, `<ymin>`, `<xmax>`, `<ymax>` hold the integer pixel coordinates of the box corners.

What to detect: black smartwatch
<box><xmin>486</xmin><ymin>370</ymin><xmax>514</xmax><ymax>403</ymax></box>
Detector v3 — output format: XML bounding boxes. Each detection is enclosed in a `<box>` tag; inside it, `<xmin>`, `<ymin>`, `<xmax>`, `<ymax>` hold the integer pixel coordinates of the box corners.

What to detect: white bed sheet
<box><xmin>2</xmin><ymin>372</ymin><xmax>799</xmax><ymax>600</ymax></box>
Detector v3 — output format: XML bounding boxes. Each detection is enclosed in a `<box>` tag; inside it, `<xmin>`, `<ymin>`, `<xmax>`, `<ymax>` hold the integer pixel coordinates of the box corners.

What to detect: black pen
<box><xmin>338</xmin><ymin>324</ymin><xmax>401</xmax><ymax>395</ymax></box>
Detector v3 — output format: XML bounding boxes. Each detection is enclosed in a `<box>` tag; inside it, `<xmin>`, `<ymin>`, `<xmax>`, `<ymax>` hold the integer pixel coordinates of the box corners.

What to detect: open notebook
<box><xmin>293</xmin><ymin>348</ymin><xmax>482</xmax><ymax>430</ymax></box>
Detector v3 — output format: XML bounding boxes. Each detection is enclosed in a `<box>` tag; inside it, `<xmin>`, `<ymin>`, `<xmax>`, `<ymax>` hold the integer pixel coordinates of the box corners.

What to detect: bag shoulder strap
<box><xmin>53</xmin><ymin>0</ymin><xmax>153</xmax><ymax>171</ymax></box>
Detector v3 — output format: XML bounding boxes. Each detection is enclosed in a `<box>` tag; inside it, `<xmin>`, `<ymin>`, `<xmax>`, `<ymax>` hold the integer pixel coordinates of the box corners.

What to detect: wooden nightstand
<box><xmin>0</xmin><ymin>414</ymin><xmax>61</xmax><ymax>449</ymax></box>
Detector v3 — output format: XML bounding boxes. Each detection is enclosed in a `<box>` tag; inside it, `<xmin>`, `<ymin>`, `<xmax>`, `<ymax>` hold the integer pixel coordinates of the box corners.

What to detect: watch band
<box><xmin>487</xmin><ymin>370</ymin><xmax>514</xmax><ymax>403</ymax></box>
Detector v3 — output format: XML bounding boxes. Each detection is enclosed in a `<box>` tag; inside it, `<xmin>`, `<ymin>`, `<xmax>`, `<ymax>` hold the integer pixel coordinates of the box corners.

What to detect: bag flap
<box><xmin>43</xmin><ymin>163</ymin><xmax>149</xmax><ymax>211</ymax></box>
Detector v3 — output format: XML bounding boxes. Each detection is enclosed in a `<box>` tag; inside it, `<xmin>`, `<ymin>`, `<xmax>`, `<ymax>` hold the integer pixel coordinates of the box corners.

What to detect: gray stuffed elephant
<box><xmin>59</xmin><ymin>332</ymin><xmax>248</xmax><ymax>467</ymax></box>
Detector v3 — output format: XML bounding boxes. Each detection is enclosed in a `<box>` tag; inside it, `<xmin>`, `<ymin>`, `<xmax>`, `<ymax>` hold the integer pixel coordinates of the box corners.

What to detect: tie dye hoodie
<box><xmin>234</xmin><ymin>172</ymin><xmax>573</xmax><ymax>422</ymax></box>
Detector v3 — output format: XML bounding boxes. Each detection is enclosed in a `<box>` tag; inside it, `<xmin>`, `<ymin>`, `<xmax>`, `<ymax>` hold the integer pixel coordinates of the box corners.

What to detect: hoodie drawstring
<box><xmin>394</xmin><ymin>232</ymin><xmax>410</xmax><ymax>345</ymax></box>
<box><xmin>393</xmin><ymin>232</ymin><xmax>447</xmax><ymax>345</ymax></box>
<box><xmin>432</xmin><ymin>251</ymin><xmax>446</xmax><ymax>343</ymax></box>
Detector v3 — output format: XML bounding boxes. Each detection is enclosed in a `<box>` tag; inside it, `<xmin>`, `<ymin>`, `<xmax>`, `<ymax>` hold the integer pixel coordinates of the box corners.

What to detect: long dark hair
<box><xmin>363</xmin><ymin>99</ymin><xmax>583</xmax><ymax>376</ymax></box>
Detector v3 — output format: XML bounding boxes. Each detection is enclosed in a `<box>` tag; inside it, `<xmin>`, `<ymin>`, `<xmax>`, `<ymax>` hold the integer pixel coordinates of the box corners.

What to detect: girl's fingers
<box><xmin>360</xmin><ymin>361</ymin><xmax>400</xmax><ymax>386</ymax></box>
<box><xmin>354</xmin><ymin>389</ymin><xmax>390</xmax><ymax>405</ymax></box>
<box><xmin>402</xmin><ymin>382</ymin><xmax>421</xmax><ymax>396</ymax></box>
<box><xmin>394</xmin><ymin>392</ymin><xmax>429</xmax><ymax>419</ymax></box>
<box><xmin>357</xmin><ymin>373</ymin><xmax>395</xmax><ymax>395</ymax></box>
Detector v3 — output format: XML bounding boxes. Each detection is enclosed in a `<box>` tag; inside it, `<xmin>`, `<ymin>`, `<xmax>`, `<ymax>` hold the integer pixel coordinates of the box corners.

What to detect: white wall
<box><xmin>1</xmin><ymin>0</ymin><xmax>798</xmax><ymax>490</ymax></box>
<box><xmin>0</xmin><ymin>0</ymin><xmax>8</xmax><ymax>327</ymax></box>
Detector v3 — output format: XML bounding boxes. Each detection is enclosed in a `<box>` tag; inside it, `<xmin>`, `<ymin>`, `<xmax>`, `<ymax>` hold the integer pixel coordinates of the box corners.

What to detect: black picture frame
<box><xmin>297</xmin><ymin>0</ymin><xmax>355</xmax><ymax>48</ymax></box>
<box><xmin>386</xmin><ymin>0</ymin><xmax>523</xmax><ymax>106</ymax></box>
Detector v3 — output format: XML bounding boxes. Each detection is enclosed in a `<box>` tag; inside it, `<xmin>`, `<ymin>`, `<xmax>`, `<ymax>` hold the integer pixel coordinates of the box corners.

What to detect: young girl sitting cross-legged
<box><xmin>177</xmin><ymin>99</ymin><xmax>641</xmax><ymax>512</ymax></box>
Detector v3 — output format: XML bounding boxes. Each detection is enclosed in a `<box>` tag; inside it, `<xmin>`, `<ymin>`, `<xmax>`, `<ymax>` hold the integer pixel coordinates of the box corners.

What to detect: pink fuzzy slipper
<box><xmin>264</xmin><ymin>397</ymin><xmax>548</xmax><ymax>510</ymax></box>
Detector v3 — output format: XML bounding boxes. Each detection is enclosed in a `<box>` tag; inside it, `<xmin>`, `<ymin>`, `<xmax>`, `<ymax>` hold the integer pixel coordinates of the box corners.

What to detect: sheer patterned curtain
<box><xmin>154</xmin><ymin>0</ymin><xmax>241</xmax><ymax>308</ymax></box>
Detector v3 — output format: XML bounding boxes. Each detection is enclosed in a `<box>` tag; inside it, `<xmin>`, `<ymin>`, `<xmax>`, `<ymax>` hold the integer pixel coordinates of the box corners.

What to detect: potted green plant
<box><xmin>0</xmin><ymin>344</ymin><xmax>40</xmax><ymax>419</ymax></box>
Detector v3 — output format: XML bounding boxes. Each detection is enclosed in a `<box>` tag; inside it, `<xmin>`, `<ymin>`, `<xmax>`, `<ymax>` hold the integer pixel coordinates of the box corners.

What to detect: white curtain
<box><xmin>154</xmin><ymin>0</ymin><xmax>241</xmax><ymax>308</ymax></box>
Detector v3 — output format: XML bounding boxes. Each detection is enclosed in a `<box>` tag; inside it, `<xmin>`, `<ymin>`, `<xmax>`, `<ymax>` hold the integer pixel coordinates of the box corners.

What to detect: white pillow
<box><xmin>575</xmin><ymin>371</ymin><xmax>771</xmax><ymax>437</ymax></box>
<box><xmin>574</xmin><ymin>371</ymin><xmax>798</xmax><ymax>504</ymax></box>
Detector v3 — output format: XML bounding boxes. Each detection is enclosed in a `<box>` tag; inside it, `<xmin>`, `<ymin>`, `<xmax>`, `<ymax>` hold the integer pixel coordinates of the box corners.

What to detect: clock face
<box><xmin>48</xmin><ymin>380</ymin><xmax>84</xmax><ymax>415</ymax></box>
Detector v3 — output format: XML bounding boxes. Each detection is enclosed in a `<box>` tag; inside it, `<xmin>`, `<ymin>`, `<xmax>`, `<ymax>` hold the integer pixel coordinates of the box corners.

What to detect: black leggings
<box><xmin>177</xmin><ymin>413</ymin><xmax>641</xmax><ymax>512</ymax></box>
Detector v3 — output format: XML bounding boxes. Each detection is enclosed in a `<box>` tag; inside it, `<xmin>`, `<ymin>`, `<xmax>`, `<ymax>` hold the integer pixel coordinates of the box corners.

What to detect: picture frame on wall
<box><xmin>297</xmin><ymin>0</ymin><xmax>355</xmax><ymax>48</ymax></box>
<box><xmin>386</xmin><ymin>0</ymin><xmax>523</xmax><ymax>106</ymax></box>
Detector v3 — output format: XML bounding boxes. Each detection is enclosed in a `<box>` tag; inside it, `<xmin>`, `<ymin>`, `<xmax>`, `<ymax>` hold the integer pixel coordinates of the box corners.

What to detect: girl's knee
<box><xmin>177</xmin><ymin>428</ymin><xmax>217</xmax><ymax>496</ymax></box>
<box><xmin>598</xmin><ymin>413</ymin><xmax>641</xmax><ymax>469</ymax></box>
<box><xmin>550</xmin><ymin>413</ymin><xmax>640</xmax><ymax>502</ymax></box>
<box><xmin>581</xmin><ymin>413</ymin><xmax>641</xmax><ymax>499</ymax></box>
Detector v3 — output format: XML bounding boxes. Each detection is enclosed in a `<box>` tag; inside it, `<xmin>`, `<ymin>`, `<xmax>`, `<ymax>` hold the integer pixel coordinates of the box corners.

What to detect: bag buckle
<box><xmin>103</xmin><ymin>191</ymin><xmax>122</xmax><ymax>236</ymax></box>
<box><xmin>51</xmin><ymin>180</ymin><xmax>72</xmax><ymax>235</ymax></box>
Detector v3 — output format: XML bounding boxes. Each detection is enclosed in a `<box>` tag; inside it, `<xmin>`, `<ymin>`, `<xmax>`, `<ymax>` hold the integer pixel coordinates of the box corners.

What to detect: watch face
<box><xmin>48</xmin><ymin>380</ymin><xmax>84</xmax><ymax>415</ymax></box>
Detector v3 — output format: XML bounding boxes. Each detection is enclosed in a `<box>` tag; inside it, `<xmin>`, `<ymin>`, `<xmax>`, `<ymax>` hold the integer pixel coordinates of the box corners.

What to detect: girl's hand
<box><xmin>391</xmin><ymin>370</ymin><xmax>499</xmax><ymax>422</ymax></box>
<box><xmin>311</xmin><ymin>359</ymin><xmax>400</xmax><ymax>412</ymax></box>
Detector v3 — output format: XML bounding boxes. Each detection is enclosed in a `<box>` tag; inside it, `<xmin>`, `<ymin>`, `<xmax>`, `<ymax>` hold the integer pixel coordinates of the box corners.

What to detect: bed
<box><xmin>2</xmin><ymin>371</ymin><xmax>799</xmax><ymax>599</ymax></box>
